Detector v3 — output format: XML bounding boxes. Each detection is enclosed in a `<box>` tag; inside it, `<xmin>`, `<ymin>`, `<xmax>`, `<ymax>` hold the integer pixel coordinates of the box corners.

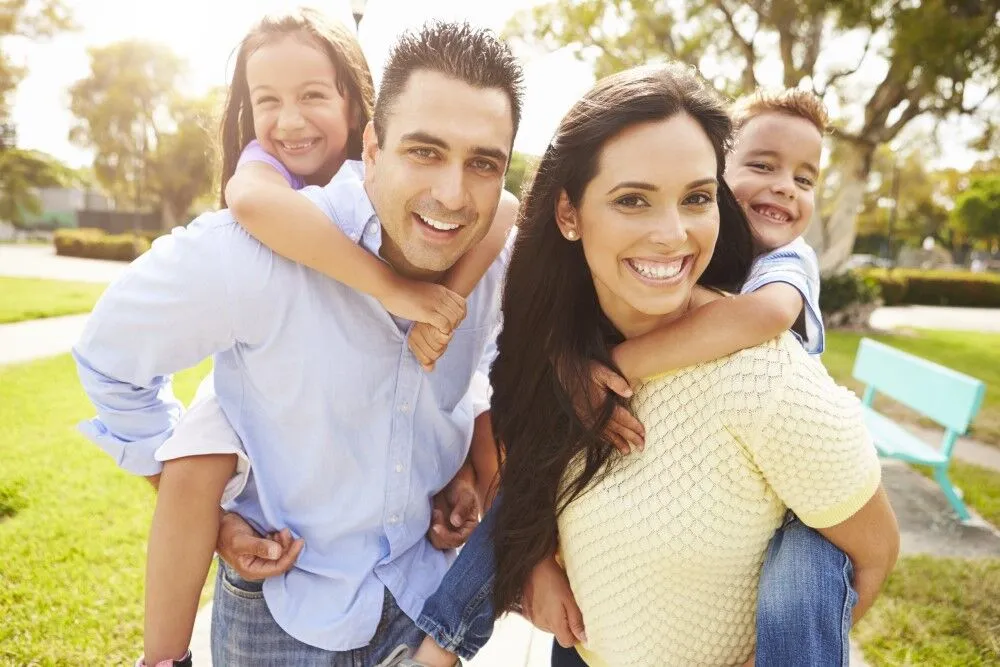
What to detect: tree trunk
<box><xmin>804</xmin><ymin>139</ymin><xmax>876</xmax><ymax>275</ymax></box>
<box><xmin>160</xmin><ymin>202</ymin><xmax>178</xmax><ymax>231</ymax></box>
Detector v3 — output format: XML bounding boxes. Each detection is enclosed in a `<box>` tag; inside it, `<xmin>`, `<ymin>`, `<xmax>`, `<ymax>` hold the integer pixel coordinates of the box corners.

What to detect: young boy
<box><xmin>387</xmin><ymin>89</ymin><xmax>845</xmax><ymax>667</ymax></box>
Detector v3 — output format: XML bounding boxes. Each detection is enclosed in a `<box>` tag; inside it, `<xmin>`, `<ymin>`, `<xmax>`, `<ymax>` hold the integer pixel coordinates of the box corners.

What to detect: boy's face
<box><xmin>725</xmin><ymin>112</ymin><xmax>823</xmax><ymax>252</ymax></box>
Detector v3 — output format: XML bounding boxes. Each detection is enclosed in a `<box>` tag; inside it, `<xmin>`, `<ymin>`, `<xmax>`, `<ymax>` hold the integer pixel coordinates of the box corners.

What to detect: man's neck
<box><xmin>379</xmin><ymin>239</ymin><xmax>447</xmax><ymax>284</ymax></box>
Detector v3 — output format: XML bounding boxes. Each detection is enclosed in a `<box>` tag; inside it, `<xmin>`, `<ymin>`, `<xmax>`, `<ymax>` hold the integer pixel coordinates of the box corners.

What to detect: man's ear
<box><xmin>554</xmin><ymin>190</ymin><xmax>580</xmax><ymax>241</ymax></box>
<box><xmin>362</xmin><ymin>121</ymin><xmax>378</xmax><ymax>170</ymax></box>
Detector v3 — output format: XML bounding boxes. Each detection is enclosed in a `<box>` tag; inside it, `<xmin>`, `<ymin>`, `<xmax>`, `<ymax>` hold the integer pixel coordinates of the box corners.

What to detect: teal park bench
<box><xmin>852</xmin><ymin>338</ymin><xmax>986</xmax><ymax>521</ymax></box>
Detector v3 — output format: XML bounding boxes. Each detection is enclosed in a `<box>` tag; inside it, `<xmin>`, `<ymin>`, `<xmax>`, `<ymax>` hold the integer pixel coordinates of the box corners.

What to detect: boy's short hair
<box><xmin>731</xmin><ymin>88</ymin><xmax>829</xmax><ymax>134</ymax></box>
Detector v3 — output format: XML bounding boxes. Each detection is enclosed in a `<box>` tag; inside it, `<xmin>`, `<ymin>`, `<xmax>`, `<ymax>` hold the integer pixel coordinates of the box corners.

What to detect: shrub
<box><xmin>53</xmin><ymin>229</ymin><xmax>151</xmax><ymax>262</ymax></box>
<box><xmin>820</xmin><ymin>270</ymin><xmax>882</xmax><ymax>328</ymax></box>
<box><xmin>863</xmin><ymin>269</ymin><xmax>1000</xmax><ymax>307</ymax></box>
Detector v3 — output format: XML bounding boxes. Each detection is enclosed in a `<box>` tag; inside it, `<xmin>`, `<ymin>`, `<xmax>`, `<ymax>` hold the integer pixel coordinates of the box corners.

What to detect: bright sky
<box><xmin>7</xmin><ymin>0</ymin><xmax>596</xmax><ymax>169</ymax></box>
<box><xmin>6</xmin><ymin>0</ymin><xmax>988</xmax><ymax>171</ymax></box>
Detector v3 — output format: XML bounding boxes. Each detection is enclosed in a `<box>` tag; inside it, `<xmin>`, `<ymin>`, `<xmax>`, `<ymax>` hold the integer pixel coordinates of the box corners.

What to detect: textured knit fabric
<box><xmin>558</xmin><ymin>334</ymin><xmax>881</xmax><ymax>667</ymax></box>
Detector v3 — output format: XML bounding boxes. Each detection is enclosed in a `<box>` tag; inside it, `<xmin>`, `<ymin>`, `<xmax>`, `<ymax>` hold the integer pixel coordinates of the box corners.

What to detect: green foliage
<box><xmin>952</xmin><ymin>174</ymin><xmax>1000</xmax><ymax>245</ymax></box>
<box><xmin>863</xmin><ymin>268</ymin><xmax>1000</xmax><ymax>307</ymax></box>
<box><xmin>504</xmin><ymin>152</ymin><xmax>540</xmax><ymax>199</ymax></box>
<box><xmin>53</xmin><ymin>228</ymin><xmax>152</xmax><ymax>262</ymax></box>
<box><xmin>819</xmin><ymin>270</ymin><xmax>881</xmax><ymax>317</ymax></box>
<box><xmin>0</xmin><ymin>148</ymin><xmax>72</xmax><ymax>227</ymax></box>
<box><xmin>68</xmin><ymin>41</ymin><xmax>218</xmax><ymax>225</ymax></box>
<box><xmin>0</xmin><ymin>0</ymin><xmax>75</xmax><ymax>119</ymax></box>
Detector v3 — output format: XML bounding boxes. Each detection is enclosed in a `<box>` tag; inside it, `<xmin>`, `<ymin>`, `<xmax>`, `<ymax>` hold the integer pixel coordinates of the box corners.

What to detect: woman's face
<box><xmin>557</xmin><ymin>113</ymin><xmax>720</xmax><ymax>339</ymax></box>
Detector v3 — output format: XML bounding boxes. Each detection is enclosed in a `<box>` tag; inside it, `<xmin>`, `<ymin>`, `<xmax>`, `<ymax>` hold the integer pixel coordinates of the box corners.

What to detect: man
<box><xmin>73</xmin><ymin>21</ymin><xmax>523</xmax><ymax>664</ymax></box>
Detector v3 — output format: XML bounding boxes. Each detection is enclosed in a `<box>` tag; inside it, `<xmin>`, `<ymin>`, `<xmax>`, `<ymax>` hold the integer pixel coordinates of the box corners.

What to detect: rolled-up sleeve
<box><xmin>73</xmin><ymin>214</ymin><xmax>240</xmax><ymax>476</ymax></box>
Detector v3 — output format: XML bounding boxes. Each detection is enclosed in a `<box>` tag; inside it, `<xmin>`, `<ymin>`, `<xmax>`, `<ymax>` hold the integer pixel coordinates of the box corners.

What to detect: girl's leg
<box><xmin>412</xmin><ymin>499</ymin><xmax>500</xmax><ymax>664</ymax></box>
<box><xmin>755</xmin><ymin>514</ymin><xmax>858</xmax><ymax>667</ymax></box>
<box><xmin>144</xmin><ymin>453</ymin><xmax>236</xmax><ymax>665</ymax></box>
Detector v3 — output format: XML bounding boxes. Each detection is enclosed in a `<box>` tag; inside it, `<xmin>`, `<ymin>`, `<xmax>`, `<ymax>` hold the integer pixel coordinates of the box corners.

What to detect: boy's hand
<box><xmin>378</xmin><ymin>278</ymin><xmax>466</xmax><ymax>335</ymax></box>
<box><xmin>408</xmin><ymin>321</ymin><xmax>452</xmax><ymax>371</ymax></box>
<box><xmin>522</xmin><ymin>555</ymin><xmax>587</xmax><ymax>648</ymax></box>
<box><xmin>573</xmin><ymin>362</ymin><xmax>645</xmax><ymax>454</ymax></box>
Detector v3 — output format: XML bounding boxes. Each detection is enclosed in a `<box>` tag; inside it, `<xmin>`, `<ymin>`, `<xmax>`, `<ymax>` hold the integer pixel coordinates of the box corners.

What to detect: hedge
<box><xmin>862</xmin><ymin>269</ymin><xmax>1000</xmax><ymax>308</ymax></box>
<box><xmin>53</xmin><ymin>229</ymin><xmax>159</xmax><ymax>262</ymax></box>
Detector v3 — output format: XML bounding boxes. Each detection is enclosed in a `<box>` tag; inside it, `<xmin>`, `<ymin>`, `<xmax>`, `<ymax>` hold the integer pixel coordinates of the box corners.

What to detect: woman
<box><xmin>490</xmin><ymin>64</ymin><xmax>900</xmax><ymax>666</ymax></box>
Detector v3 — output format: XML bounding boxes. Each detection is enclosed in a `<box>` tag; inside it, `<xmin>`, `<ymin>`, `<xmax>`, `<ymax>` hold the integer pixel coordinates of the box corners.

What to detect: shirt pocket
<box><xmin>427</xmin><ymin>325</ymin><xmax>491</xmax><ymax>412</ymax></box>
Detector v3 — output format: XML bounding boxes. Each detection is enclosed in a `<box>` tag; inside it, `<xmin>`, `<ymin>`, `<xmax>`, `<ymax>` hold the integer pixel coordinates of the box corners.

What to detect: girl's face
<box><xmin>556</xmin><ymin>113</ymin><xmax>720</xmax><ymax>339</ymax></box>
<box><xmin>246</xmin><ymin>35</ymin><xmax>354</xmax><ymax>184</ymax></box>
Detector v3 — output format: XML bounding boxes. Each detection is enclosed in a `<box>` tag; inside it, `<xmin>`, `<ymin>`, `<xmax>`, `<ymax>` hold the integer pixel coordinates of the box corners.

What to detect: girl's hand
<box><xmin>378</xmin><ymin>277</ymin><xmax>466</xmax><ymax>335</ymax></box>
<box><xmin>408</xmin><ymin>321</ymin><xmax>452</xmax><ymax>371</ymax></box>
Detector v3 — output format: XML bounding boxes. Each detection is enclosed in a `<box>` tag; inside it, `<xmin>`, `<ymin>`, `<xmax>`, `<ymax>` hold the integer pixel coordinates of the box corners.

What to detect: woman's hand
<box><xmin>216</xmin><ymin>511</ymin><xmax>304</xmax><ymax>581</ymax></box>
<box><xmin>522</xmin><ymin>555</ymin><xmax>587</xmax><ymax>648</ymax></box>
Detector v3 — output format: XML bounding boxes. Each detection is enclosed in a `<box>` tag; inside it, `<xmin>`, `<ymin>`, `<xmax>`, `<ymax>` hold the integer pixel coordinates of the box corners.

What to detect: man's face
<box><xmin>725</xmin><ymin>112</ymin><xmax>822</xmax><ymax>252</ymax></box>
<box><xmin>363</xmin><ymin>70</ymin><xmax>514</xmax><ymax>280</ymax></box>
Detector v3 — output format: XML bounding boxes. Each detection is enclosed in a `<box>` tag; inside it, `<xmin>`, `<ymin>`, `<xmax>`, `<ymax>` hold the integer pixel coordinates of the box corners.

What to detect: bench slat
<box><xmin>852</xmin><ymin>338</ymin><xmax>985</xmax><ymax>433</ymax></box>
<box><xmin>861</xmin><ymin>406</ymin><xmax>947</xmax><ymax>465</ymax></box>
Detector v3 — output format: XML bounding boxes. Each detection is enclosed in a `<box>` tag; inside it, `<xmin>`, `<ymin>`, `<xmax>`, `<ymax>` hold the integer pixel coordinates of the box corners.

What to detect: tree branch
<box><xmin>817</xmin><ymin>30</ymin><xmax>874</xmax><ymax>97</ymax></box>
<box><xmin>712</xmin><ymin>0</ymin><xmax>758</xmax><ymax>89</ymax></box>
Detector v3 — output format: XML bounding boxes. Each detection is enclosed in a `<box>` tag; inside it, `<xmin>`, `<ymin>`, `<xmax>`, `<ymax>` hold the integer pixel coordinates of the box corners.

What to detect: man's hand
<box><xmin>574</xmin><ymin>362</ymin><xmax>645</xmax><ymax>454</ymax></box>
<box><xmin>427</xmin><ymin>466</ymin><xmax>481</xmax><ymax>550</ymax></box>
<box><xmin>216</xmin><ymin>511</ymin><xmax>304</xmax><ymax>581</ymax></box>
<box><xmin>522</xmin><ymin>555</ymin><xmax>586</xmax><ymax>648</ymax></box>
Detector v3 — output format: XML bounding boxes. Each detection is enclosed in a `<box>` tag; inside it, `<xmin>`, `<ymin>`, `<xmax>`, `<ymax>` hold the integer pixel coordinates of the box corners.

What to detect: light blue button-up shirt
<box><xmin>73</xmin><ymin>161</ymin><xmax>508</xmax><ymax>650</ymax></box>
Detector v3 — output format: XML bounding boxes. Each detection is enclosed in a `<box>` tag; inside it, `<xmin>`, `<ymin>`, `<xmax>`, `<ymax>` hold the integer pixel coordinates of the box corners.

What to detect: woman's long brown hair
<box><xmin>217</xmin><ymin>8</ymin><xmax>374</xmax><ymax>206</ymax></box>
<box><xmin>490</xmin><ymin>64</ymin><xmax>753</xmax><ymax>616</ymax></box>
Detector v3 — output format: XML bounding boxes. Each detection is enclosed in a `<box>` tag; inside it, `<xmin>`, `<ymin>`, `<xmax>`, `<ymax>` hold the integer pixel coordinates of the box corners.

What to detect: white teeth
<box><xmin>629</xmin><ymin>258</ymin><xmax>684</xmax><ymax>280</ymax></box>
<box><xmin>754</xmin><ymin>205</ymin><xmax>790</xmax><ymax>222</ymax></box>
<box><xmin>280</xmin><ymin>140</ymin><xmax>317</xmax><ymax>150</ymax></box>
<box><xmin>418</xmin><ymin>214</ymin><xmax>460</xmax><ymax>231</ymax></box>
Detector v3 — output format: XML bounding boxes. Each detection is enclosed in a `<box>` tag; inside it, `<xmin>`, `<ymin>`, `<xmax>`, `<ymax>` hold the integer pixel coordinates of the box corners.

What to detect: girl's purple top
<box><xmin>236</xmin><ymin>140</ymin><xmax>306</xmax><ymax>190</ymax></box>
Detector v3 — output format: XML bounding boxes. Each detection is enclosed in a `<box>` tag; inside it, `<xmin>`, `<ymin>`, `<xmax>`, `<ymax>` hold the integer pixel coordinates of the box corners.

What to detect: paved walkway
<box><xmin>0</xmin><ymin>313</ymin><xmax>89</xmax><ymax>366</ymax></box>
<box><xmin>0</xmin><ymin>243</ymin><xmax>125</xmax><ymax>283</ymax></box>
<box><xmin>870</xmin><ymin>305</ymin><xmax>1000</xmax><ymax>333</ymax></box>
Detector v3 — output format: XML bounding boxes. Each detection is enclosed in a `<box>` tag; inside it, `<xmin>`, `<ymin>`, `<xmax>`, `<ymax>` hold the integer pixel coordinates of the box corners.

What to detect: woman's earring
<box><xmin>566</xmin><ymin>230</ymin><xmax>578</xmax><ymax>240</ymax></box>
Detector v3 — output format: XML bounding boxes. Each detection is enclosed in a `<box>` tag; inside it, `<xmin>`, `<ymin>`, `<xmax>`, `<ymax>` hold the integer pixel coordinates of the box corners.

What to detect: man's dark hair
<box><xmin>373</xmin><ymin>21</ymin><xmax>525</xmax><ymax>146</ymax></box>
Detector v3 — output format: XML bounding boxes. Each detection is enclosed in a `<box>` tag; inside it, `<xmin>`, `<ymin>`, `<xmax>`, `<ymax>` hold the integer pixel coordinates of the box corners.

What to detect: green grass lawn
<box><xmin>0</xmin><ymin>355</ymin><xmax>211</xmax><ymax>664</ymax></box>
<box><xmin>0</xmin><ymin>277</ymin><xmax>107</xmax><ymax>324</ymax></box>
<box><xmin>855</xmin><ymin>555</ymin><xmax>1000</xmax><ymax>666</ymax></box>
<box><xmin>824</xmin><ymin>329</ymin><xmax>1000</xmax><ymax>447</ymax></box>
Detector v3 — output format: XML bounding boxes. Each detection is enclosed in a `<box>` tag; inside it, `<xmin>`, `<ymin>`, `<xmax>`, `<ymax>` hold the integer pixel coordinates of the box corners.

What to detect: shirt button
<box><xmin>389</xmin><ymin>514</ymin><xmax>399</xmax><ymax>524</ymax></box>
<box><xmin>400</xmin><ymin>402</ymin><xmax>410</xmax><ymax>413</ymax></box>
<box><xmin>395</xmin><ymin>463</ymin><xmax>403</xmax><ymax>473</ymax></box>
<box><xmin>366</xmin><ymin>222</ymin><xmax>378</xmax><ymax>236</ymax></box>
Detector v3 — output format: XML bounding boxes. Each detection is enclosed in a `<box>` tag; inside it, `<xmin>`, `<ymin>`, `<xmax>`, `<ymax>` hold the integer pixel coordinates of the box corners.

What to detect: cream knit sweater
<box><xmin>558</xmin><ymin>334</ymin><xmax>881</xmax><ymax>666</ymax></box>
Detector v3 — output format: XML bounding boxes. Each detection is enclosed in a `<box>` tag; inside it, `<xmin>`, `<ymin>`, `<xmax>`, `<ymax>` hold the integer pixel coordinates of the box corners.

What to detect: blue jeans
<box><xmin>211</xmin><ymin>560</ymin><xmax>424</xmax><ymax>666</ymax></box>
<box><xmin>420</xmin><ymin>508</ymin><xmax>856</xmax><ymax>665</ymax></box>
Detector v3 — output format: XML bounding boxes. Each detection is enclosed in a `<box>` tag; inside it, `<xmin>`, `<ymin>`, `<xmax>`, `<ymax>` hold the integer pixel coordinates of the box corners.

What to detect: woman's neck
<box><xmin>602</xmin><ymin>288</ymin><xmax>707</xmax><ymax>340</ymax></box>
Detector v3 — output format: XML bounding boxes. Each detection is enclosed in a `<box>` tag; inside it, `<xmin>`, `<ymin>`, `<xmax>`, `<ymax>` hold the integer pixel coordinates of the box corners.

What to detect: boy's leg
<box><xmin>755</xmin><ymin>514</ymin><xmax>858</xmax><ymax>667</ymax></box>
<box><xmin>145</xmin><ymin>454</ymin><xmax>236</xmax><ymax>664</ymax></box>
<box><xmin>415</xmin><ymin>500</ymin><xmax>500</xmax><ymax>661</ymax></box>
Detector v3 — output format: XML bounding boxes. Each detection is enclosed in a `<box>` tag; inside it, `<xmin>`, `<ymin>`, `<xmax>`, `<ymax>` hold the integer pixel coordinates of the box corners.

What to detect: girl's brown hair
<box><xmin>218</xmin><ymin>7</ymin><xmax>374</xmax><ymax>206</ymax></box>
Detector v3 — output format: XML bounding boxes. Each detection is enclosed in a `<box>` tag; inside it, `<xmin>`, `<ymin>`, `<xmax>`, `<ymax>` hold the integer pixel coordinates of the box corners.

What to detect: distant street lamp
<box><xmin>351</xmin><ymin>0</ymin><xmax>368</xmax><ymax>29</ymax></box>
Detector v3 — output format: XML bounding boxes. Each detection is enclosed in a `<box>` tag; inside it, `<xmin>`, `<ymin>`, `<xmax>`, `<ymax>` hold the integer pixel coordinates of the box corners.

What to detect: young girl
<box><xmin>138</xmin><ymin>9</ymin><xmax>515</xmax><ymax>666</ymax></box>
